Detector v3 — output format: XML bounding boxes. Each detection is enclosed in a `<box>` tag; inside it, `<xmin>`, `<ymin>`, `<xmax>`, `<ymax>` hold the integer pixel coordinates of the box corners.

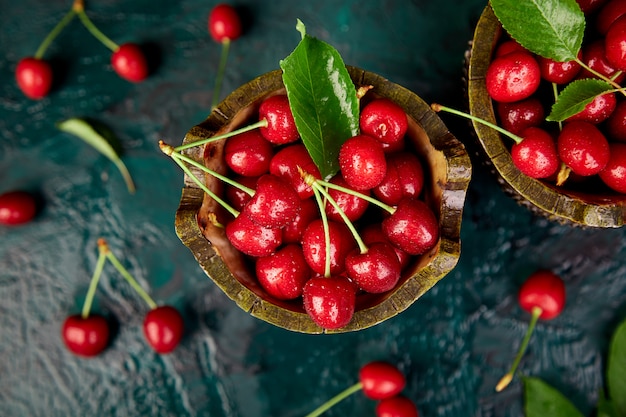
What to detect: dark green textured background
<box><xmin>1</xmin><ymin>1</ymin><xmax>625</xmax><ymax>416</ymax></box>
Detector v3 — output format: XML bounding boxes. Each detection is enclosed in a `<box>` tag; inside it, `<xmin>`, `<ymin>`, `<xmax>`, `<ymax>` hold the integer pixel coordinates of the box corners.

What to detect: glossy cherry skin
<box><xmin>0</xmin><ymin>190</ymin><xmax>37</xmax><ymax>225</ymax></box>
<box><xmin>16</xmin><ymin>57</ymin><xmax>53</xmax><ymax>99</ymax></box>
<box><xmin>376</xmin><ymin>396</ymin><xmax>420</xmax><ymax>417</ymax></box>
<box><xmin>143</xmin><ymin>306</ymin><xmax>184</xmax><ymax>354</ymax></box>
<box><xmin>359</xmin><ymin>361</ymin><xmax>406</xmax><ymax>400</ymax></box>
<box><xmin>538</xmin><ymin>53</ymin><xmax>581</xmax><ymax>84</ymax></box>
<box><xmin>282</xmin><ymin>197</ymin><xmax>319</xmax><ymax>244</ymax></box>
<box><xmin>605</xmin><ymin>16</ymin><xmax>626</xmax><ymax>71</ymax></box>
<box><xmin>599</xmin><ymin>143</ymin><xmax>626</xmax><ymax>193</ymax></box>
<box><xmin>361</xmin><ymin>224</ymin><xmax>411</xmax><ymax>269</ymax></box>
<box><xmin>567</xmin><ymin>92</ymin><xmax>617</xmax><ymax>124</ymax></box>
<box><xmin>360</xmin><ymin>98</ymin><xmax>408</xmax><ymax>145</ymax></box>
<box><xmin>497</xmin><ymin>98</ymin><xmax>545</xmax><ymax>136</ymax></box>
<box><xmin>558</xmin><ymin>121</ymin><xmax>610</xmax><ymax>176</ymax></box>
<box><xmin>580</xmin><ymin>40</ymin><xmax>625</xmax><ymax>83</ymax></box>
<box><xmin>324</xmin><ymin>173</ymin><xmax>370</xmax><ymax>222</ymax></box>
<box><xmin>486</xmin><ymin>51</ymin><xmax>541</xmax><ymax>103</ymax></box>
<box><xmin>345</xmin><ymin>242</ymin><xmax>401</xmax><ymax>293</ymax></box>
<box><xmin>518</xmin><ymin>270</ymin><xmax>565</xmax><ymax>320</ymax></box>
<box><xmin>511</xmin><ymin>127</ymin><xmax>560</xmax><ymax>179</ymax></box>
<box><xmin>243</xmin><ymin>174</ymin><xmax>301</xmax><ymax>229</ymax></box>
<box><xmin>302</xmin><ymin>276</ymin><xmax>357</xmax><ymax>330</ymax></box>
<box><xmin>224</xmin><ymin>130</ymin><xmax>273</xmax><ymax>177</ymax></box>
<box><xmin>301</xmin><ymin>219</ymin><xmax>356</xmax><ymax>275</ymax></box>
<box><xmin>606</xmin><ymin>100</ymin><xmax>626</xmax><ymax>142</ymax></box>
<box><xmin>576</xmin><ymin>0</ymin><xmax>607</xmax><ymax>14</ymax></box>
<box><xmin>258</xmin><ymin>95</ymin><xmax>300</xmax><ymax>145</ymax></box>
<box><xmin>225</xmin><ymin>175</ymin><xmax>259</xmax><ymax>211</ymax></box>
<box><xmin>382</xmin><ymin>198</ymin><xmax>439</xmax><ymax>256</ymax></box>
<box><xmin>596</xmin><ymin>0</ymin><xmax>626</xmax><ymax>35</ymax></box>
<box><xmin>208</xmin><ymin>3</ymin><xmax>242</xmax><ymax>43</ymax></box>
<box><xmin>255</xmin><ymin>244</ymin><xmax>312</xmax><ymax>300</ymax></box>
<box><xmin>225</xmin><ymin>213</ymin><xmax>282</xmax><ymax>257</ymax></box>
<box><xmin>111</xmin><ymin>43</ymin><xmax>148</xmax><ymax>83</ymax></box>
<box><xmin>373</xmin><ymin>152</ymin><xmax>425</xmax><ymax>206</ymax></box>
<box><xmin>270</xmin><ymin>144</ymin><xmax>321</xmax><ymax>199</ymax></box>
<box><xmin>495</xmin><ymin>39</ymin><xmax>526</xmax><ymax>57</ymax></box>
<box><xmin>62</xmin><ymin>314</ymin><xmax>110</xmax><ymax>357</ymax></box>
<box><xmin>339</xmin><ymin>134</ymin><xmax>387</xmax><ymax>190</ymax></box>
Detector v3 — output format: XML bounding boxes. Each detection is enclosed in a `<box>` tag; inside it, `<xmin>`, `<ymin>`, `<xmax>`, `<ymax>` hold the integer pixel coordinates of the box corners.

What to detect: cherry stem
<box><xmin>551</xmin><ymin>82</ymin><xmax>563</xmax><ymax>131</ymax></box>
<box><xmin>495</xmin><ymin>305</ymin><xmax>543</xmax><ymax>392</ymax></box>
<box><xmin>312</xmin><ymin>186</ymin><xmax>333</xmax><ymax>278</ymax></box>
<box><xmin>304</xmin><ymin>382</ymin><xmax>363</xmax><ymax>417</ymax></box>
<box><xmin>174</xmin><ymin>119</ymin><xmax>268</xmax><ymax>152</ymax></box>
<box><xmin>80</xmin><ymin>243</ymin><xmax>107</xmax><ymax>319</ymax></box>
<box><xmin>211</xmin><ymin>39</ymin><xmax>231</xmax><ymax>110</ymax></box>
<box><xmin>315</xmin><ymin>178</ymin><xmax>396</xmax><ymax>214</ymax></box>
<box><xmin>159</xmin><ymin>141</ymin><xmax>240</xmax><ymax>218</ymax></box>
<box><xmin>312</xmin><ymin>182</ymin><xmax>368</xmax><ymax>254</ymax></box>
<box><xmin>34</xmin><ymin>8</ymin><xmax>77</xmax><ymax>59</ymax></box>
<box><xmin>575</xmin><ymin>58</ymin><xmax>626</xmax><ymax>96</ymax></box>
<box><xmin>431</xmin><ymin>103</ymin><xmax>524</xmax><ymax>145</ymax></box>
<box><xmin>98</xmin><ymin>238</ymin><xmax>158</xmax><ymax>310</ymax></box>
<box><xmin>74</xmin><ymin>4</ymin><xmax>119</xmax><ymax>52</ymax></box>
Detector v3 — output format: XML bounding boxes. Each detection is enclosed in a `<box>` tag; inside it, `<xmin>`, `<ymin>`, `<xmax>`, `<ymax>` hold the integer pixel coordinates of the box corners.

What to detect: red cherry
<box><xmin>225</xmin><ymin>213</ymin><xmax>282</xmax><ymax>257</ymax></box>
<box><xmin>258</xmin><ymin>95</ymin><xmax>300</xmax><ymax>145</ymax></box>
<box><xmin>360</xmin><ymin>98</ymin><xmax>408</xmax><ymax>145</ymax></box>
<box><xmin>518</xmin><ymin>270</ymin><xmax>566</xmax><ymax>320</ymax></box>
<box><xmin>580</xmin><ymin>40</ymin><xmax>625</xmax><ymax>82</ymax></box>
<box><xmin>567</xmin><ymin>92</ymin><xmax>617</xmax><ymax>124</ymax></box>
<box><xmin>558</xmin><ymin>121</ymin><xmax>610</xmax><ymax>176</ymax></box>
<box><xmin>282</xmin><ymin>197</ymin><xmax>319</xmax><ymax>244</ymax></box>
<box><xmin>345</xmin><ymin>242</ymin><xmax>401</xmax><ymax>294</ymax></box>
<box><xmin>596</xmin><ymin>0</ymin><xmax>626</xmax><ymax>35</ymax></box>
<box><xmin>510</xmin><ymin>127</ymin><xmax>560</xmax><ymax>179</ymax></box>
<box><xmin>359</xmin><ymin>361</ymin><xmax>406</xmax><ymax>400</ymax></box>
<box><xmin>224</xmin><ymin>130</ymin><xmax>273</xmax><ymax>177</ymax></box>
<box><xmin>301</xmin><ymin>219</ymin><xmax>356</xmax><ymax>275</ymax></box>
<box><xmin>324</xmin><ymin>173</ymin><xmax>370</xmax><ymax>222</ymax></box>
<box><xmin>599</xmin><ymin>143</ymin><xmax>626</xmax><ymax>193</ymax></box>
<box><xmin>16</xmin><ymin>57</ymin><xmax>53</xmax><ymax>99</ymax></box>
<box><xmin>495</xmin><ymin>39</ymin><xmax>526</xmax><ymax>57</ymax></box>
<box><xmin>62</xmin><ymin>314</ymin><xmax>110</xmax><ymax>357</ymax></box>
<box><xmin>361</xmin><ymin>224</ymin><xmax>411</xmax><ymax>269</ymax></box>
<box><xmin>373</xmin><ymin>152</ymin><xmax>425</xmax><ymax>206</ymax></box>
<box><xmin>538</xmin><ymin>53</ymin><xmax>581</xmax><ymax>84</ymax></box>
<box><xmin>605</xmin><ymin>16</ymin><xmax>626</xmax><ymax>71</ymax></box>
<box><xmin>143</xmin><ymin>305</ymin><xmax>184</xmax><ymax>354</ymax></box>
<box><xmin>208</xmin><ymin>3</ymin><xmax>242</xmax><ymax>43</ymax></box>
<box><xmin>606</xmin><ymin>99</ymin><xmax>626</xmax><ymax>142</ymax></box>
<box><xmin>576</xmin><ymin>0</ymin><xmax>608</xmax><ymax>14</ymax></box>
<box><xmin>376</xmin><ymin>396</ymin><xmax>420</xmax><ymax>417</ymax></box>
<box><xmin>302</xmin><ymin>276</ymin><xmax>356</xmax><ymax>329</ymax></box>
<box><xmin>111</xmin><ymin>43</ymin><xmax>149</xmax><ymax>83</ymax></box>
<box><xmin>270</xmin><ymin>144</ymin><xmax>321</xmax><ymax>199</ymax></box>
<box><xmin>497</xmin><ymin>98</ymin><xmax>546</xmax><ymax>136</ymax></box>
<box><xmin>256</xmin><ymin>244</ymin><xmax>312</xmax><ymax>300</ymax></box>
<box><xmin>243</xmin><ymin>174</ymin><xmax>301</xmax><ymax>229</ymax></box>
<box><xmin>339</xmin><ymin>134</ymin><xmax>387</xmax><ymax>190</ymax></box>
<box><xmin>225</xmin><ymin>175</ymin><xmax>259</xmax><ymax>211</ymax></box>
<box><xmin>382</xmin><ymin>198</ymin><xmax>439</xmax><ymax>256</ymax></box>
<box><xmin>485</xmin><ymin>51</ymin><xmax>541</xmax><ymax>103</ymax></box>
<box><xmin>0</xmin><ymin>190</ymin><xmax>37</xmax><ymax>225</ymax></box>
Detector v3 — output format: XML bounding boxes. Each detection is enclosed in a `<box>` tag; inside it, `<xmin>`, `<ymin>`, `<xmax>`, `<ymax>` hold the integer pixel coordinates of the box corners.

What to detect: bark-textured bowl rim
<box><xmin>174</xmin><ymin>66</ymin><xmax>472</xmax><ymax>333</ymax></box>
<box><xmin>467</xmin><ymin>5</ymin><xmax>626</xmax><ymax>228</ymax></box>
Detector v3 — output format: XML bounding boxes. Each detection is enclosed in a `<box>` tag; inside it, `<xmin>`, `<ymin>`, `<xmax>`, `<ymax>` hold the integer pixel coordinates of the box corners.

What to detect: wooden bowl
<box><xmin>174</xmin><ymin>66</ymin><xmax>472</xmax><ymax>333</ymax></box>
<box><xmin>467</xmin><ymin>5</ymin><xmax>626</xmax><ymax>228</ymax></box>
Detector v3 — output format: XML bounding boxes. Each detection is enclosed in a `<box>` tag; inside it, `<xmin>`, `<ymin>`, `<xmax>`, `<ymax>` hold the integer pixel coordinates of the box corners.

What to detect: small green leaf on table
<box><xmin>57</xmin><ymin>117</ymin><xmax>136</xmax><ymax>194</ymax></box>
<box><xmin>547</xmin><ymin>78</ymin><xmax>614</xmax><ymax>122</ymax></box>
<box><xmin>523</xmin><ymin>377</ymin><xmax>584</xmax><ymax>417</ymax></box>
<box><xmin>280</xmin><ymin>19</ymin><xmax>359</xmax><ymax>180</ymax></box>
<box><xmin>490</xmin><ymin>0</ymin><xmax>585</xmax><ymax>62</ymax></box>
<box><xmin>607</xmin><ymin>318</ymin><xmax>626</xmax><ymax>417</ymax></box>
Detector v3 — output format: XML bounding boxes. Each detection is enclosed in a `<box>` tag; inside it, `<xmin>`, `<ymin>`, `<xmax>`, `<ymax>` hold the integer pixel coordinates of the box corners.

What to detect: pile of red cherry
<box><xmin>484</xmin><ymin>0</ymin><xmax>626</xmax><ymax>194</ymax></box>
<box><xmin>197</xmin><ymin>92</ymin><xmax>439</xmax><ymax>330</ymax></box>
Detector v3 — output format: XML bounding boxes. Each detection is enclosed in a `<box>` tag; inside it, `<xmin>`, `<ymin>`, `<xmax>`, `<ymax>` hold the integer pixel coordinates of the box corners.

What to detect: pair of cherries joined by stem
<box><xmin>160</xmin><ymin>93</ymin><xmax>439</xmax><ymax>330</ymax></box>
<box><xmin>305</xmin><ymin>361</ymin><xmax>419</xmax><ymax>417</ymax></box>
<box><xmin>16</xmin><ymin>0</ymin><xmax>149</xmax><ymax>99</ymax></box>
<box><xmin>61</xmin><ymin>238</ymin><xmax>184</xmax><ymax>357</ymax></box>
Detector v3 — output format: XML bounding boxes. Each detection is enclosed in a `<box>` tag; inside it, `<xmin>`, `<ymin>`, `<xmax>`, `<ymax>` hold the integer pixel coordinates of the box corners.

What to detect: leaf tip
<box><xmin>296</xmin><ymin>18</ymin><xmax>306</xmax><ymax>40</ymax></box>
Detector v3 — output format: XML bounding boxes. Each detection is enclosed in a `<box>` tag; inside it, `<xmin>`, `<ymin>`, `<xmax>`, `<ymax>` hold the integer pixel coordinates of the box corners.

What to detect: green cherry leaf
<box><xmin>523</xmin><ymin>377</ymin><xmax>584</xmax><ymax>417</ymax></box>
<box><xmin>546</xmin><ymin>78</ymin><xmax>614</xmax><ymax>122</ymax></box>
<box><xmin>280</xmin><ymin>19</ymin><xmax>359</xmax><ymax>180</ymax></box>
<box><xmin>607</xmin><ymin>318</ymin><xmax>626</xmax><ymax>417</ymax></box>
<box><xmin>597</xmin><ymin>389</ymin><xmax>619</xmax><ymax>417</ymax></box>
<box><xmin>490</xmin><ymin>0</ymin><xmax>585</xmax><ymax>62</ymax></box>
<box><xmin>57</xmin><ymin>117</ymin><xmax>136</xmax><ymax>194</ymax></box>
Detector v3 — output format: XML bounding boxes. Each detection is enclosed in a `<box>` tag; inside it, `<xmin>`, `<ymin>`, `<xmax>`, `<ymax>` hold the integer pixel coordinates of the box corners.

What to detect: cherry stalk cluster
<box><xmin>16</xmin><ymin>0</ymin><xmax>149</xmax><ymax>100</ymax></box>
<box><xmin>161</xmin><ymin>92</ymin><xmax>440</xmax><ymax>330</ymax></box>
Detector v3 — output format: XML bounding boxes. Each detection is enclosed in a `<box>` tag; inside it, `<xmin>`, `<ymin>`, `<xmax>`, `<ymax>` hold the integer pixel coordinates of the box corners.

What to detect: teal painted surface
<box><xmin>1</xmin><ymin>1</ymin><xmax>625</xmax><ymax>416</ymax></box>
